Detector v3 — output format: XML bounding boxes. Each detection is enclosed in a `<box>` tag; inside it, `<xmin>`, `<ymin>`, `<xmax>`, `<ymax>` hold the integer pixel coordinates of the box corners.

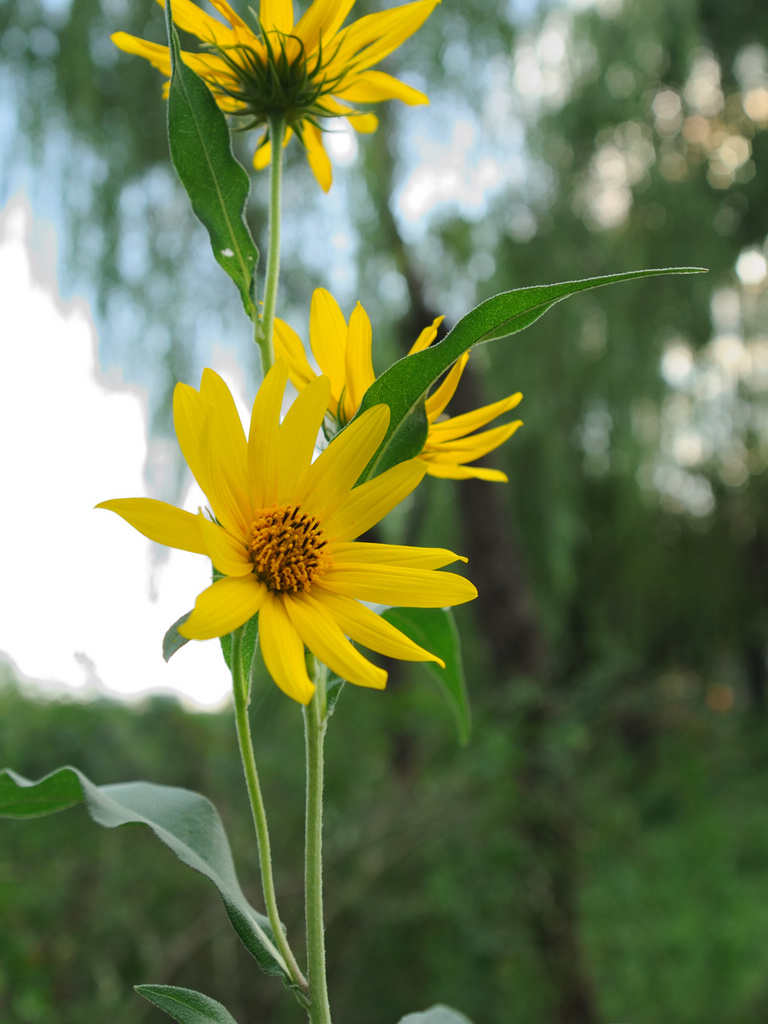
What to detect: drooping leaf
<box><xmin>135</xmin><ymin>984</ymin><xmax>239</xmax><ymax>1024</ymax></box>
<box><xmin>398</xmin><ymin>1006</ymin><xmax>475</xmax><ymax>1024</ymax></box>
<box><xmin>163</xmin><ymin>610</ymin><xmax>192</xmax><ymax>662</ymax></box>
<box><xmin>164</xmin><ymin>0</ymin><xmax>258</xmax><ymax>317</ymax></box>
<box><xmin>357</xmin><ymin>267</ymin><xmax>706</xmax><ymax>478</ymax></box>
<box><xmin>383</xmin><ymin>608</ymin><xmax>470</xmax><ymax>745</ymax></box>
<box><xmin>0</xmin><ymin>767</ymin><xmax>290</xmax><ymax>981</ymax></box>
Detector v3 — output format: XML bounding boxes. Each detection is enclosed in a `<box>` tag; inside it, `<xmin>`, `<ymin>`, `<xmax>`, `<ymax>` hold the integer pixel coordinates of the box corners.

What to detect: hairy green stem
<box><xmin>231</xmin><ymin>627</ymin><xmax>308</xmax><ymax>994</ymax></box>
<box><xmin>254</xmin><ymin>112</ymin><xmax>286</xmax><ymax>375</ymax></box>
<box><xmin>304</xmin><ymin>658</ymin><xmax>333</xmax><ymax>1024</ymax></box>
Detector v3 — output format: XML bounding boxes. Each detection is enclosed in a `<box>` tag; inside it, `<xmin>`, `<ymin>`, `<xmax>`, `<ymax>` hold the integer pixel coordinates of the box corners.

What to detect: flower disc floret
<box><xmin>98</xmin><ymin>360</ymin><xmax>477</xmax><ymax>704</ymax></box>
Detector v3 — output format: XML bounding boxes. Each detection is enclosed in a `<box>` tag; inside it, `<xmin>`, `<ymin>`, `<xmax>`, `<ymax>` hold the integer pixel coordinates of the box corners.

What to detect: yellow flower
<box><xmin>97</xmin><ymin>361</ymin><xmax>476</xmax><ymax>704</ymax></box>
<box><xmin>112</xmin><ymin>0</ymin><xmax>439</xmax><ymax>191</ymax></box>
<box><xmin>274</xmin><ymin>288</ymin><xmax>524</xmax><ymax>482</ymax></box>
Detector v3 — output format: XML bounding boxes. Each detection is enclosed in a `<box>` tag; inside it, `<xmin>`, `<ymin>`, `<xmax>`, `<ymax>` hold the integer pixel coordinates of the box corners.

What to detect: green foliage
<box><xmin>358</xmin><ymin>269</ymin><xmax>704</xmax><ymax>478</ymax></box>
<box><xmin>0</xmin><ymin>766</ymin><xmax>289</xmax><ymax>982</ymax></box>
<box><xmin>164</xmin><ymin>0</ymin><xmax>258</xmax><ymax>318</ymax></box>
<box><xmin>382</xmin><ymin>608</ymin><xmax>471</xmax><ymax>745</ymax></box>
<box><xmin>136</xmin><ymin>984</ymin><xmax>240</xmax><ymax>1024</ymax></box>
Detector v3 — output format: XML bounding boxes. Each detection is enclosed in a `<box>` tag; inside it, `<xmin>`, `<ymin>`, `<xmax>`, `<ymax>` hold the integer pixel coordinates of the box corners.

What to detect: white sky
<box><xmin>0</xmin><ymin>196</ymin><xmax>233</xmax><ymax>708</ymax></box>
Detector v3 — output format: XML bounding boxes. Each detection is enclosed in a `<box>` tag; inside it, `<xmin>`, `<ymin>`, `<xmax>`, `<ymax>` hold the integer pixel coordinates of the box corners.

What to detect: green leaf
<box><xmin>0</xmin><ymin>767</ymin><xmax>289</xmax><ymax>981</ymax></box>
<box><xmin>163</xmin><ymin>610</ymin><xmax>192</xmax><ymax>662</ymax></box>
<box><xmin>357</xmin><ymin>267</ymin><xmax>706</xmax><ymax>478</ymax></box>
<box><xmin>383</xmin><ymin>608</ymin><xmax>470</xmax><ymax>745</ymax></box>
<box><xmin>135</xmin><ymin>985</ymin><xmax>239</xmax><ymax>1024</ymax></box>
<box><xmin>398</xmin><ymin>1006</ymin><xmax>475</xmax><ymax>1024</ymax></box>
<box><xmin>219</xmin><ymin>613</ymin><xmax>259</xmax><ymax>674</ymax></box>
<box><xmin>164</xmin><ymin>0</ymin><xmax>258</xmax><ymax>317</ymax></box>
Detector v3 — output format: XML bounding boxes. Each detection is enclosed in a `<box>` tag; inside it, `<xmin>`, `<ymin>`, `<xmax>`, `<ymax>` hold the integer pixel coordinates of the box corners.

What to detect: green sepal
<box><xmin>163</xmin><ymin>610</ymin><xmax>192</xmax><ymax>662</ymax></box>
<box><xmin>325</xmin><ymin>673</ymin><xmax>346</xmax><ymax>718</ymax></box>
<box><xmin>383</xmin><ymin>608</ymin><xmax>470</xmax><ymax>745</ymax></box>
<box><xmin>398</xmin><ymin>1006</ymin><xmax>475</xmax><ymax>1023</ymax></box>
<box><xmin>135</xmin><ymin>985</ymin><xmax>240</xmax><ymax>1024</ymax></box>
<box><xmin>164</xmin><ymin>0</ymin><xmax>258</xmax><ymax>317</ymax></box>
<box><xmin>219</xmin><ymin>614</ymin><xmax>260</xmax><ymax>675</ymax></box>
<box><xmin>0</xmin><ymin>767</ymin><xmax>290</xmax><ymax>981</ymax></box>
<box><xmin>357</xmin><ymin>267</ymin><xmax>706</xmax><ymax>479</ymax></box>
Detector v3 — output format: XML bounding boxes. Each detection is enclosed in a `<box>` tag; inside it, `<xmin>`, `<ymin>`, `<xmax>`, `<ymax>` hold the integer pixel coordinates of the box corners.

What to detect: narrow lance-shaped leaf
<box><xmin>383</xmin><ymin>608</ymin><xmax>470</xmax><ymax>745</ymax></box>
<box><xmin>0</xmin><ymin>767</ymin><xmax>290</xmax><ymax>983</ymax></box>
<box><xmin>357</xmin><ymin>267</ymin><xmax>706</xmax><ymax>479</ymax></box>
<box><xmin>135</xmin><ymin>984</ymin><xmax>240</xmax><ymax>1024</ymax></box>
<box><xmin>165</xmin><ymin>0</ymin><xmax>258</xmax><ymax>317</ymax></box>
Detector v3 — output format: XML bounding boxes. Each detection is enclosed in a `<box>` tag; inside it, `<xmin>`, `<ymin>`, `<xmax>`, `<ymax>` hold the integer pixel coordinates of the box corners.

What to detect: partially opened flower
<box><xmin>98</xmin><ymin>361</ymin><xmax>476</xmax><ymax>704</ymax></box>
<box><xmin>112</xmin><ymin>0</ymin><xmax>439</xmax><ymax>191</ymax></box>
<box><xmin>274</xmin><ymin>288</ymin><xmax>524</xmax><ymax>482</ymax></box>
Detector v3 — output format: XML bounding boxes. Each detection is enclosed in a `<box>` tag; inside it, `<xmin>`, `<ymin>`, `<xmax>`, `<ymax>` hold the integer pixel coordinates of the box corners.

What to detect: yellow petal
<box><xmin>207</xmin><ymin>0</ymin><xmax>251</xmax><ymax>33</ymax></box>
<box><xmin>199</xmin><ymin>369</ymin><xmax>251</xmax><ymax>526</ymax></box>
<box><xmin>343</xmin><ymin>302</ymin><xmax>375</xmax><ymax>419</ymax></box>
<box><xmin>259</xmin><ymin>0</ymin><xmax>294</xmax><ymax>33</ymax></box>
<box><xmin>198</xmin><ymin>514</ymin><xmax>253</xmax><ymax>576</ymax></box>
<box><xmin>323</xmin><ymin>458</ymin><xmax>426</xmax><ymax>541</ymax></box>
<box><xmin>338</xmin><ymin>69</ymin><xmax>429</xmax><ymax>105</ymax></box>
<box><xmin>111</xmin><ymin>33</ymin><xmax>171</xmax><ymax>76</ymax></box>
<box><xmin>320</xmin><ymin>563</ymin><xmax>477</xmax><ymax>607</ymax></box>
<box><xmin>330</xmin><ymin>0</ymin><xmax>440</xmax><ymax>74</ymax></box>
<box><xmin>312</xmin><ymin>587</ymin><xmax>445</xmax><ymax>664</ymax></box>
<box><xmin>297</xmin><ymin>404</ymin><xmax>389</xmax><ymax>520</ymax></box>
<box><xmin>160</xmin><ymin>0</ymin><xmax>237</xmax><ymax>45</ymax></box>
<box><xmin>254</xmin><ymin>137</ymin><xmax>272</xmax><ymax>170</ymax></box>
<box><xmin>173</xmin><ymin>380</ymin><xmax>211</xmax><ymax>495</ymax></box>
<box><xmin>248</xmin><ymin>360</ymin><xmax>289</xmax><ymax>509</ymax></box>
<box><xmin>277</xmin><ymin>376</ymin><xmax>332</xmax><ymax>504</ymax></box>
<box><xmin>424</xmin><ymin>352</ymin><xmax>469</xmax><ymax>420</ymax></box>
<box><xmin>346</xmin><ymin>112</ymin><xmax>379</xmax><ymax>133</ymax></box>
<box><xmin>427</xmin><ymin>393</ymin><xmax>523</xmax><ymax>442</ymax></box>
<box><xmin>303</xmin><ymin>122</ymin><xmax>333</xmax><ymax>192</ymax></box>
<box><xmin>274</xmin><ymin>318</ymin><xmax>317</xmax><ymax>392</ymax></box>
<box><xmin>424</xmin><ymin>421</ymin><xmax>522</xmax><ymax>462</ymax></box>
<box><xmin>259</xmin><ymin>594</ymin><xmax>316</xmax><ymax>703</ymax></box>
<box><xmin>293</xmin><ymin>0</ymin><xmax>356</xmax><ymax>58</ymax></box>
<box><xmin>96</xmin><ymin>497</ymin><xmax>207</xmax><ymax>554</ymax></box>
<box><xmin>331</xmin><ymin>540</ymin><xmax>465</xmax><ymax>569</ymax></box>
<box><xmin>309</xmin><ymin>288</ymin><xmax>348</xmax><ymax>404</ymax></box>
<box><xmin>284</xmin><ymin>593</ymin><xmax>387</xmax><ymax>689</ymax></box>
<box><xmin>423</xmin><ymin>462</ymin><xmax>509</xmax><ymax>482</ymax></box>
<box><xmin>408</xmin><ymin>314</ymin><xmax>445</xmax><ymax>355</ymax></box>
<box><xmin>180</xmin><ymin>575</ymin><xmax>267</xmax><ymax>640</ymax></box>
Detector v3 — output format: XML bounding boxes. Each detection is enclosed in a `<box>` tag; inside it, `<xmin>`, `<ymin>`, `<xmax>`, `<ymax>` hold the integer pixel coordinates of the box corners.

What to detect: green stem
<box><xmin>254</xmin><ymin>112</ymin><xmax>286</xmax><ymax>376</ymax></box>
<box><xmin>231</xmin><ymin>627</ymin><xmax>308</xmax><ymax>994</ymax></box>
<box><xmin>304</xmin><ymin>658</ymin><xmax>333</xmax><ymax>1024</ymax></box>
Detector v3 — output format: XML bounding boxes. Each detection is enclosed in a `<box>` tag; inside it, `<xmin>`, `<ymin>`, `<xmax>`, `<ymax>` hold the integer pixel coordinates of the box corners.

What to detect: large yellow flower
<box><xmin>274</xmin><ymin>288</ymin><xmax>524</xmax><ymax>481</ymax></box>
<box><xmin>112</xmin><ymin>0</ymin><xmax>439</xmax><ymax>191</ymax></box>
<box><xmin>97</xmin><ymin>361</ymin><xmax>476</xmax><ymax>703</ymax></box>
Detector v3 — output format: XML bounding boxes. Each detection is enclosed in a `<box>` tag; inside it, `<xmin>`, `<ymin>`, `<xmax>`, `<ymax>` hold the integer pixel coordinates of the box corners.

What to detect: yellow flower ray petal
<box><xmin>331</xmin><ymin>541</ymin><xmax>465</xmax><ymax>569</ymax></box>
<box><xmin>207</xmin><ymin>0</ymin><xmax>251</xmax><ymax>34</ymax></box>
<box><xmin>423</xmin><ymin>421</ymin><xmax>523</xmax><ymax>461</ymax></box>
<box><xmin>199</xmin><ymin>369</ymin><xmax>251</xmax><ymax>527</ymax></box>
<box><xmin>343</xmin><ymin>302</ymin><xmax>375</xmax><ymax>419</ymax></box>
<box><xmin>259</xmin><ymin>0</ymin><xmax>295</xmax><ymax>34</ymax></box>
<box><xmin>338</xmin><ymin>69</ymin><xmax>429</xmax><ymax>105</ymax></box>
<box><xmin>408</xmin><ymin>314</ymin><xmax>445</xmax><ymax>355</ymax></box>
<box><xmin>111</xmin><ymin>33</ymin><xmax>172</xmax><ymax>75</ymax></box>
<box><xmin>297</xmin><ymin>404</ymin><xmax>389</xmax><ymax>519</ymax></box>
<box><xmin>180</xmin><ymin>575</ymin><xmax>268</xmax><ymax>641</ymax></box>
<box><xmin>309</xmin><ymin>288</ymin><xmax>348</xmax><ymax>404</ymax></box>
<box><xmin>425</xmin><ymin>352</ymin><xmax>469</xmax><ymax>420</ymax></box>
<box><xmin>323</xmin><ymin>459</ymin><xmax>426</xmax><ymax>541</ymax></box>
<box><xmin>259</xmin><ymin>594</ymin><xmax>316</xmax><ymax>704</ymax></box>
<box><xmin>173</xmin><ymin>381</ymin><xmax>212</xmax><ymax>495</ymax></box>
<box><xmin>277</xmin><ymin>376</ymin><xmax>333</xmax><ymax>504</ymax></box>
<box><xmin>200</xmin><ymin>411</ymin><xmax>250</xmax><ymax>538</ymax></box>
<box><xmin>285</xmin><ymin>593</ymin><xmax>387</xmax><ymax>690</ymax></box>
<box><xmin>303</xmin><ymin>122</ymin><xmax>333</xmax><ymax>192</ymax></box>
<box><xmin>274</xmin><ymin>318</ymin><xmax>318</xmax><ymax>391</ymax></box>
<box><xmin>312</xmin><ymin>587</ymin><xmax>445</xmax><ymax>665</ymax></box>
<box><xmin>159</xmin><ymin>0</ymin><xmax>235</xmax><ymax>45</ymax></box>
<box><xmin>248</xmin><ymin>360</ymin><xmax>289</xmax><ymax>509</ymax></box>
<box><xmin>293</xmin><ymin>0</ymin><xmax>355</xmax><ymax>57</ymax></box>
<box><xmin>330</xmin><ymin>0</ymin><xmax>441</xmax><ymax>74</ymax></box>
<box><xmin>423</xmin><ymin>463</ymin><xmax>509</xmax><ymax>482</ymax></box>
<box><xmin>427</xmin><ymin>393</ymin><xmax>523</xmax><ymax>442</ymax></box>
<box><xmin>347</xmin><ymin>112</ymin><xmax>379</xmax><ymax>133</ymax></box>
<box><xmin>96</xmin><ymin>498</ymin><xmax>207</xmax><ymax>555</ymax></box>
<box><xmin>198</xmin><ymin>514</ymin><xmax>252</xmax><ymax>577</ymax></box>
<box><xmin>320</xmin><ymin>564</ymin><xmax>477</xmax><ymax>607</ymax></box>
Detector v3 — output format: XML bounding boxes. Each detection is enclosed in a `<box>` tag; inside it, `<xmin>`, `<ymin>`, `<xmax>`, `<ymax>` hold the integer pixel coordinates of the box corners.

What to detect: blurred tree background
<box><xmin>3</xmin><ymin>0</ymin><xmax>768</xmax><ymax>1022</ymax></box>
